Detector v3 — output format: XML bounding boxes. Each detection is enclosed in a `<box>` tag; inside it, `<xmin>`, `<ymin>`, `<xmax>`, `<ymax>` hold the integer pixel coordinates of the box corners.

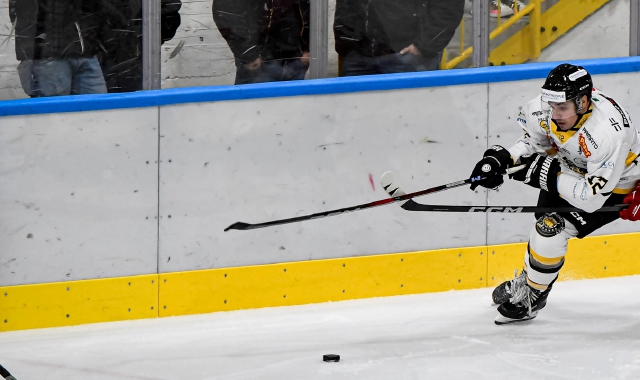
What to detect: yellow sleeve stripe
<box><xmin>626</xmin><ymin>152</ymin><xmax>639</xmax><ymax>166</ymax></box>
<box><xmin>613</xmin><ymin>187</ymin><xmax>634</xmax><ymax>195</ymax></box>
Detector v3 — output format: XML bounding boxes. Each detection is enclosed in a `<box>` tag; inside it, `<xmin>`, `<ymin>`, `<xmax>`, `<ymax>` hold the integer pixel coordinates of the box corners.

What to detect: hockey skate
<box><xmin>492</xmin><ymin>270</ymin><xmax>552</xmax><ymax>325</ymax></box>
<box><xmin>492</xmin><ymin>269</ymin><xmax>526</xmax><ymax>306</ymax></box>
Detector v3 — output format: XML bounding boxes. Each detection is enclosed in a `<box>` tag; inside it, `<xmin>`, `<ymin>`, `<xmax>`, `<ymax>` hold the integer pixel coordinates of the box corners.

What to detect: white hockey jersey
<box><xmin>508</xmin><ymin>88</ymin><xmax>640</xmax><ymax>213</ymax></box>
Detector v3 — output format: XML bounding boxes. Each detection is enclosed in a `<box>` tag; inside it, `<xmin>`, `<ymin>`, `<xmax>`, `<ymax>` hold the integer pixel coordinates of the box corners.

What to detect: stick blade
<box><xmin>381</xmin><ymin>171</ymin><xmax>423</xmax><ymax>210</ymax></box>
<box><xmin>380</xmin><ymin>171</ymin><xmax>407</xmax><ymax>197</ymax></box>
<box><xmin>224</xmin><ymin>222</ymin><xmax>252</xmax><ymax>231</ymax></box>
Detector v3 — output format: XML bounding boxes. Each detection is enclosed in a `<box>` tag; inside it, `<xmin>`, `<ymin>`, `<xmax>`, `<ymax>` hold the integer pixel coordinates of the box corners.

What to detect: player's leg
<box><xmin>493</xmin><ymin>190</ymin><xmax>625</xmax><ymax>324</ymax></box>
<box><xmin>493</xmin><ymin>212</ymin><xmax>578</xmax><ymax>324</ymax></box>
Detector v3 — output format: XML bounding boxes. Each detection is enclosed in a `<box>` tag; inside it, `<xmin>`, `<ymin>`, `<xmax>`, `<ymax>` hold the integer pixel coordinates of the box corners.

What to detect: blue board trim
<box><xmin>2</xmin><ymin>56</ymin><xmax>640</xmax><ymax>117</ymax></box>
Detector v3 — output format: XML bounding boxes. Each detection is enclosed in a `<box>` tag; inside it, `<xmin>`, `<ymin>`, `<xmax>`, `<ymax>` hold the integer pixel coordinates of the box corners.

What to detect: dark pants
<box><xmin>342</xmin><ymin>50</ymin><xmax>442</xmax><ymax>77</ymax></box>
<box><xmin>234</xmin><ymin>58</ymin><xmax>309</xmax><ymax>85</ymax></box>
<box><xmin>535</xmin><ymin>190</ymin><xmax>626</xmax><ymax>238</ymax></box>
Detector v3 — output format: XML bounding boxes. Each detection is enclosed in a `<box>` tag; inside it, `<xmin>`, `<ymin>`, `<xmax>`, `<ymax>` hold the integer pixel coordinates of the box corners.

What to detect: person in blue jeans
<box><xmin>9</xmin><ymin>0</ymin><xmax>107</xmax><ymax>97</ymax></box>
<box><xmin>334</xmin><ymin>0</ymin><xmax>465</xmax><ymax>76</ymax></box>
<box><xmin>213</xmin><ymin>0</ymin><xmax>310</xmax><ymax>85</ymax></box>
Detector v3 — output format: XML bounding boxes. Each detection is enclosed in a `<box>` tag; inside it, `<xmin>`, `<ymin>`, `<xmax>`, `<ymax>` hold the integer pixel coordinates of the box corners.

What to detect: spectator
<box><xmin>9</xmin><ymin>0</ymin><xmax>108</xmax><ymax>97</ymax></box>
<box><xmin>100</xmin><ymin>0</ymin><xmax>182</xmax><ymax>93</ymax></box>
<box><xmin>334</xmin><ymin>0</ymin><xmax>465</xmax><ymax>76</ymax></box>
<box><xmin>212</xmin><ymin>0</ymin><xmax>310</xmax><ymax>85</ymax></box>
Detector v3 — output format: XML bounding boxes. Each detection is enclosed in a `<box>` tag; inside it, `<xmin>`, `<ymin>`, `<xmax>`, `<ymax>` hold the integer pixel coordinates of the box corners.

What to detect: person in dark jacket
<box><xmin>9</xmin><ymin>0</ymin><xmax>108</xmax><ymax>97</ymax></box>
<box><xmin>100</xmin><ymin>0</ymin><xmax>182</xmax><ymax>92</ymax></box>
<box><xmin>333</xmin><ymin>0</ymin><xmax>465</xmax><ymax>76</ymax></box>
<box><xmin>212</xmin><ymin>0</ymin><xmax>310</xmax><ymax>85</ymax></box>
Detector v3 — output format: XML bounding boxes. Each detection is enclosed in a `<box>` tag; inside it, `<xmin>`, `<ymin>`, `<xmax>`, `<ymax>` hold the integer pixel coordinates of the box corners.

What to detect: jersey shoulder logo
<box><xmin>539</xmin><ymin>120</ymin><xmax>550</xmax><ymax>134</ymax></box>
<box><xmin>578</xmin><ymin>133</ymin><xmax>591</xmax><ymax>157</ymax></box>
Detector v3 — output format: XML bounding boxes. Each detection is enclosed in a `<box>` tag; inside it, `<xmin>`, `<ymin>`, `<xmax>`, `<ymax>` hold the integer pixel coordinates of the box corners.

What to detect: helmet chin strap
<box><xmin>575</xmin><ymin>98</ymin><xmax>582</xmax><ymax>113</ymax></box>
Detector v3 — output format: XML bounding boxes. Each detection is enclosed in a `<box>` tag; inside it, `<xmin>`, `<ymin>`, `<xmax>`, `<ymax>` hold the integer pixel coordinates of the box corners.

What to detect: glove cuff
<box><xmin>541</xmin><ymin>156</ymin><xmax>561</xmax><ymax>195</ymax></box>
<box><xmin>483</xmin><ymin>145</ymin><xmax>514</xmax><ymax>173</ymax></box>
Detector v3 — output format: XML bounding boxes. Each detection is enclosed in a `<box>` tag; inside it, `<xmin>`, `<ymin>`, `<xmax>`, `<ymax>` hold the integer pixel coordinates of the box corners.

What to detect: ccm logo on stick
<box><xmin>468</xmin><ymin>207</ymin><xmax>524</xmax><ymax>213</ymax></box>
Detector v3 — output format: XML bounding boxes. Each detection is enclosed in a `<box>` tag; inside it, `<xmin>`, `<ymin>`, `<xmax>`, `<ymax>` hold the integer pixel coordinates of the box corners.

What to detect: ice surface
<box><xmin>2</xmin><ymin>275</ymin><xmax>640</xmax><ymax>380</ymax></box>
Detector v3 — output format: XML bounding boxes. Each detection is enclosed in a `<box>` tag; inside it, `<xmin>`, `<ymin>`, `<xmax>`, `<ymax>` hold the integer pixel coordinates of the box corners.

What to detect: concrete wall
<box><xmin>2</xmin><ymin>63</ymin><xmax>640</xmax><ymax>287</ymax></box>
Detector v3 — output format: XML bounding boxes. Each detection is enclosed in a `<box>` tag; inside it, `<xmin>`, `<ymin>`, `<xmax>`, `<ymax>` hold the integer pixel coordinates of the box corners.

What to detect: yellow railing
<box><xmin>443</xmin><ymin>0</ymin><xmax>542</xmax><ymax>69</ymax></box>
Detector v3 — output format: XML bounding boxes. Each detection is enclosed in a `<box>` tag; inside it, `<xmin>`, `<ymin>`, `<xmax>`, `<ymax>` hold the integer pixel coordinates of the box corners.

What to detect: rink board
<box><xmin>2</xmin><ymin>57</ymin><xmax>640</xmax><ymax>331</ymax></box>
<box><xmin>3</xmin><ymin>231</ymin><xmax>640</xmax><ymax>331</ymax></box>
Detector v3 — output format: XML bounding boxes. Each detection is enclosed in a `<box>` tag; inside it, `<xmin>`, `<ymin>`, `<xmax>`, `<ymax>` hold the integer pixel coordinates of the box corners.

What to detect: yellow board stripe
<box><xmin>528</xmin><ymin>245</ymin><xmax>564</xmax><ymax>266</ymax></box>
<box><xmin>158</xmin><ymin>247</ymin><xmax>486</xmax><ymax>317</ymax></box>
<box><xmin>3</xmin><ymin>232</ymin><xmax>640</xmax><ymax>332</ymax></box>
<box><xmin>0</xmin><ymin>274</ymin><xmax>158</xmax><ymax>331</ymax></box>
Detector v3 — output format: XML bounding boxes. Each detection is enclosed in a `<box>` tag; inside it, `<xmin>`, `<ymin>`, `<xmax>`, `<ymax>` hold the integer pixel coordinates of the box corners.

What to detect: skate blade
<box><xmin>494</xmin><ymin>311</ymin><xmax>538</xmax><ymax>325</ymax></box>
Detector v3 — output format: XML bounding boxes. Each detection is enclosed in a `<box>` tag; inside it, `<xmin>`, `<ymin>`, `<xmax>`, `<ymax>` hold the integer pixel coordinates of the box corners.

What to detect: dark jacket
<box><xmin>99</xmin><ymin>0</ymin><xmax>182</xmax><ymax>92</ymax></box>
<box><xmin>333</xmin><ymin>0</ymin><xmax>465</xmax><ymax>60</ymax></box>
<box><xmin>212</xmin><ymin>0</ymin><xmax>310</xmax><ymax>64</ymax></box>
<box><xmin>10</xmin><ymin>0</ymin><xmax>104</xmax><ymax>61</ymax></box>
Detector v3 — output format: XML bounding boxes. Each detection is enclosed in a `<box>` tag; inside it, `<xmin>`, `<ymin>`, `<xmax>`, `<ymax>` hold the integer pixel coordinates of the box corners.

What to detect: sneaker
<box><xmin>507</xmin><ymin>0</ymin><xmax>526</xmax><ymax>13</ymax></box>
<box><xmin>492</xmin><ymin>270</ymin><xmax>552</xmax><ymax>325</ymax></box>
<box><xmin>490</xmin><ymin>0</ymin><xmax>513</xmax><ymax>18</ymax></box>
<box><xmin>489</xmin><ymin>0</ymin><xmax>526</xmax><ymax>18</ymax></box>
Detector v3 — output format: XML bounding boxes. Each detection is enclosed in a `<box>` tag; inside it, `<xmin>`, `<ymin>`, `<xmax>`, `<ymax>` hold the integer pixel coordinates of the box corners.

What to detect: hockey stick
<box><xmin>380</xmin><ymin>171</ymin><xmax>627</xmax><ymax>213</ymax></box>
<box><xmin>224</xmin><ymin>166</ymin><xmax>525</xmax><ymax>231</ymax></box>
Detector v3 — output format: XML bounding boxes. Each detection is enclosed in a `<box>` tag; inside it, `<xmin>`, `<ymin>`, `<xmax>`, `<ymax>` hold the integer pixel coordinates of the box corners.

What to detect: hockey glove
<box><xmin>620</xmin><ymin>183</ymin><xmax>640</xmax><ymax>221</ymax></box>
<box><xmin>510</xmin><ymin>153</ymin><xmax>561</xmax><ymax>194</ymax></box>
<box><xmin>469</xmin><ymin>145</ymin><xmax>514</xmax><ymax>190</ymax></box>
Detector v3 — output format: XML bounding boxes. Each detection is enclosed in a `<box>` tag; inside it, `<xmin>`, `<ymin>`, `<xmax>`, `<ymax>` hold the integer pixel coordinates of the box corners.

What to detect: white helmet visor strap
<box><xmin>540</xmin><ymin>88</ymin><xmax>566</xmax><ymax>103</ymax></box>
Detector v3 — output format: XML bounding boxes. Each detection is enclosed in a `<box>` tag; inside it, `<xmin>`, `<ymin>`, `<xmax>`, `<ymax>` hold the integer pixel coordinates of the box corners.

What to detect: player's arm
<box><xmin>468</xmin><ymin>101</ymin><xmax>550</xmax><ymax>190</ymax></box>
<box><xmin>556</xmin><ymin>137</ymin><xmax>629</xmax><ymax>212</ymax></box>
<box><xmin>507</xmin><ymin>105</ymin><xmax>555</xmax><ymax>162</ymax></box>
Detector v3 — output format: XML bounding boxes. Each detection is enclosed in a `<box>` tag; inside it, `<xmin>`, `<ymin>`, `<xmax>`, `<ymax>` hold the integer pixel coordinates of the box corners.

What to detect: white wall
<box><xmin>0</xmin><ymin>108</ymin><xmax>159</xmax><ymax>285</ymax></box>
<box><xmin>158</xmin><ymin>84</ymin><xmax>489</xmax><ymax>272</ymax></box>
<box><xmin>2</xmin><ymin>70</ymin><xmax>639</xmax><ymax>287</ymax></box>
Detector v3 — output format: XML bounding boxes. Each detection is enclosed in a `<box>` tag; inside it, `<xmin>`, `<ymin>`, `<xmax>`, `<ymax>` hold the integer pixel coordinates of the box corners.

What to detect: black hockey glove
<box><xmin>469</xmin><ymin>145</ymin><xmax>514</xmax><ymax>190</ymax></box>
<box><xmin>509</xmin><ymin>153</ymin><xmax>561</xmax><ymax>194</ymax></box>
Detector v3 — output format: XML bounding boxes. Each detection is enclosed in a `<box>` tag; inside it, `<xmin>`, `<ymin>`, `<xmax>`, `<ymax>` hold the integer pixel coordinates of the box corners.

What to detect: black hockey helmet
<box><xmin>541</xmin><ymin>64</ymin><xmax>593</xmax><ymax>112</ymax></box>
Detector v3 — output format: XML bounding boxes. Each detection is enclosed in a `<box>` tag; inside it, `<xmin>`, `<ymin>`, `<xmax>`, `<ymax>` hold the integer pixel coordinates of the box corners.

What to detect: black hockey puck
<box><xmin>323</xmin><ymin>354</ymin><xmax>340</xmax><ymax>362</ymax></box>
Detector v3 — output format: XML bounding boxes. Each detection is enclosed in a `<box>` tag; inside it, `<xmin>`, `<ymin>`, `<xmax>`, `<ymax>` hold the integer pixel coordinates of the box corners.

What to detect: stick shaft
<box><xmin>400</xmin><ymin>199</ymin><xmax>627</xmax><ymax>213</ymax></box>
<box><xmin>224</xmin><ymin>165</ymin><xmax>527</xmax><ymax>231</ymax></box>
<box><xmin>225</xmin><ymin>174</ymin><xmax>487</xmax><ymax>231</ymax></box>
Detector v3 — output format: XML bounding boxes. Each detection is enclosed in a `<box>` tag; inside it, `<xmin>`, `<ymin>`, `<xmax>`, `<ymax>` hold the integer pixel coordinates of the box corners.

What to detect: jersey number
<box><xmin>588</xmin><ymin>176</ymin><xmax>608</xmax><ymax>195</ymax></box>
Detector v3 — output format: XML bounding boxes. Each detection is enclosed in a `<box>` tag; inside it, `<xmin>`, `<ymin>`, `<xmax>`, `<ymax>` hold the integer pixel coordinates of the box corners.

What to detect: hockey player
<box><xmin>469</xmin><ymin>63</ymin><xmax>640</xmax><ymax>324</ymax></box>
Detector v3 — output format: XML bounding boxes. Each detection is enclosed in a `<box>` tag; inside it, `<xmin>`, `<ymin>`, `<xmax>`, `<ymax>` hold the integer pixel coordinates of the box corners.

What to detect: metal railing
<box><xmin>443</xmin><ymin>0</ymin><xmax>542</xmax><ymax>69</ymax></box>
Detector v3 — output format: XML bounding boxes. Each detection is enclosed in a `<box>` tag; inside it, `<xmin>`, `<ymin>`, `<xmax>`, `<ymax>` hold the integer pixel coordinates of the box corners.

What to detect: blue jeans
<box><xmin>342</xmin><ymin>50</ymin><xmax>443</xmax><ymax>76</ymax></box>
<box><xmin>18</xmin><ymin>56</ymin><xmax>107</xmax><ymax>97</ymax></box>
<box><xmin>234</xmin><ymin>59</ymin><xmax>309</xmax><ymax>85</ymax></box>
